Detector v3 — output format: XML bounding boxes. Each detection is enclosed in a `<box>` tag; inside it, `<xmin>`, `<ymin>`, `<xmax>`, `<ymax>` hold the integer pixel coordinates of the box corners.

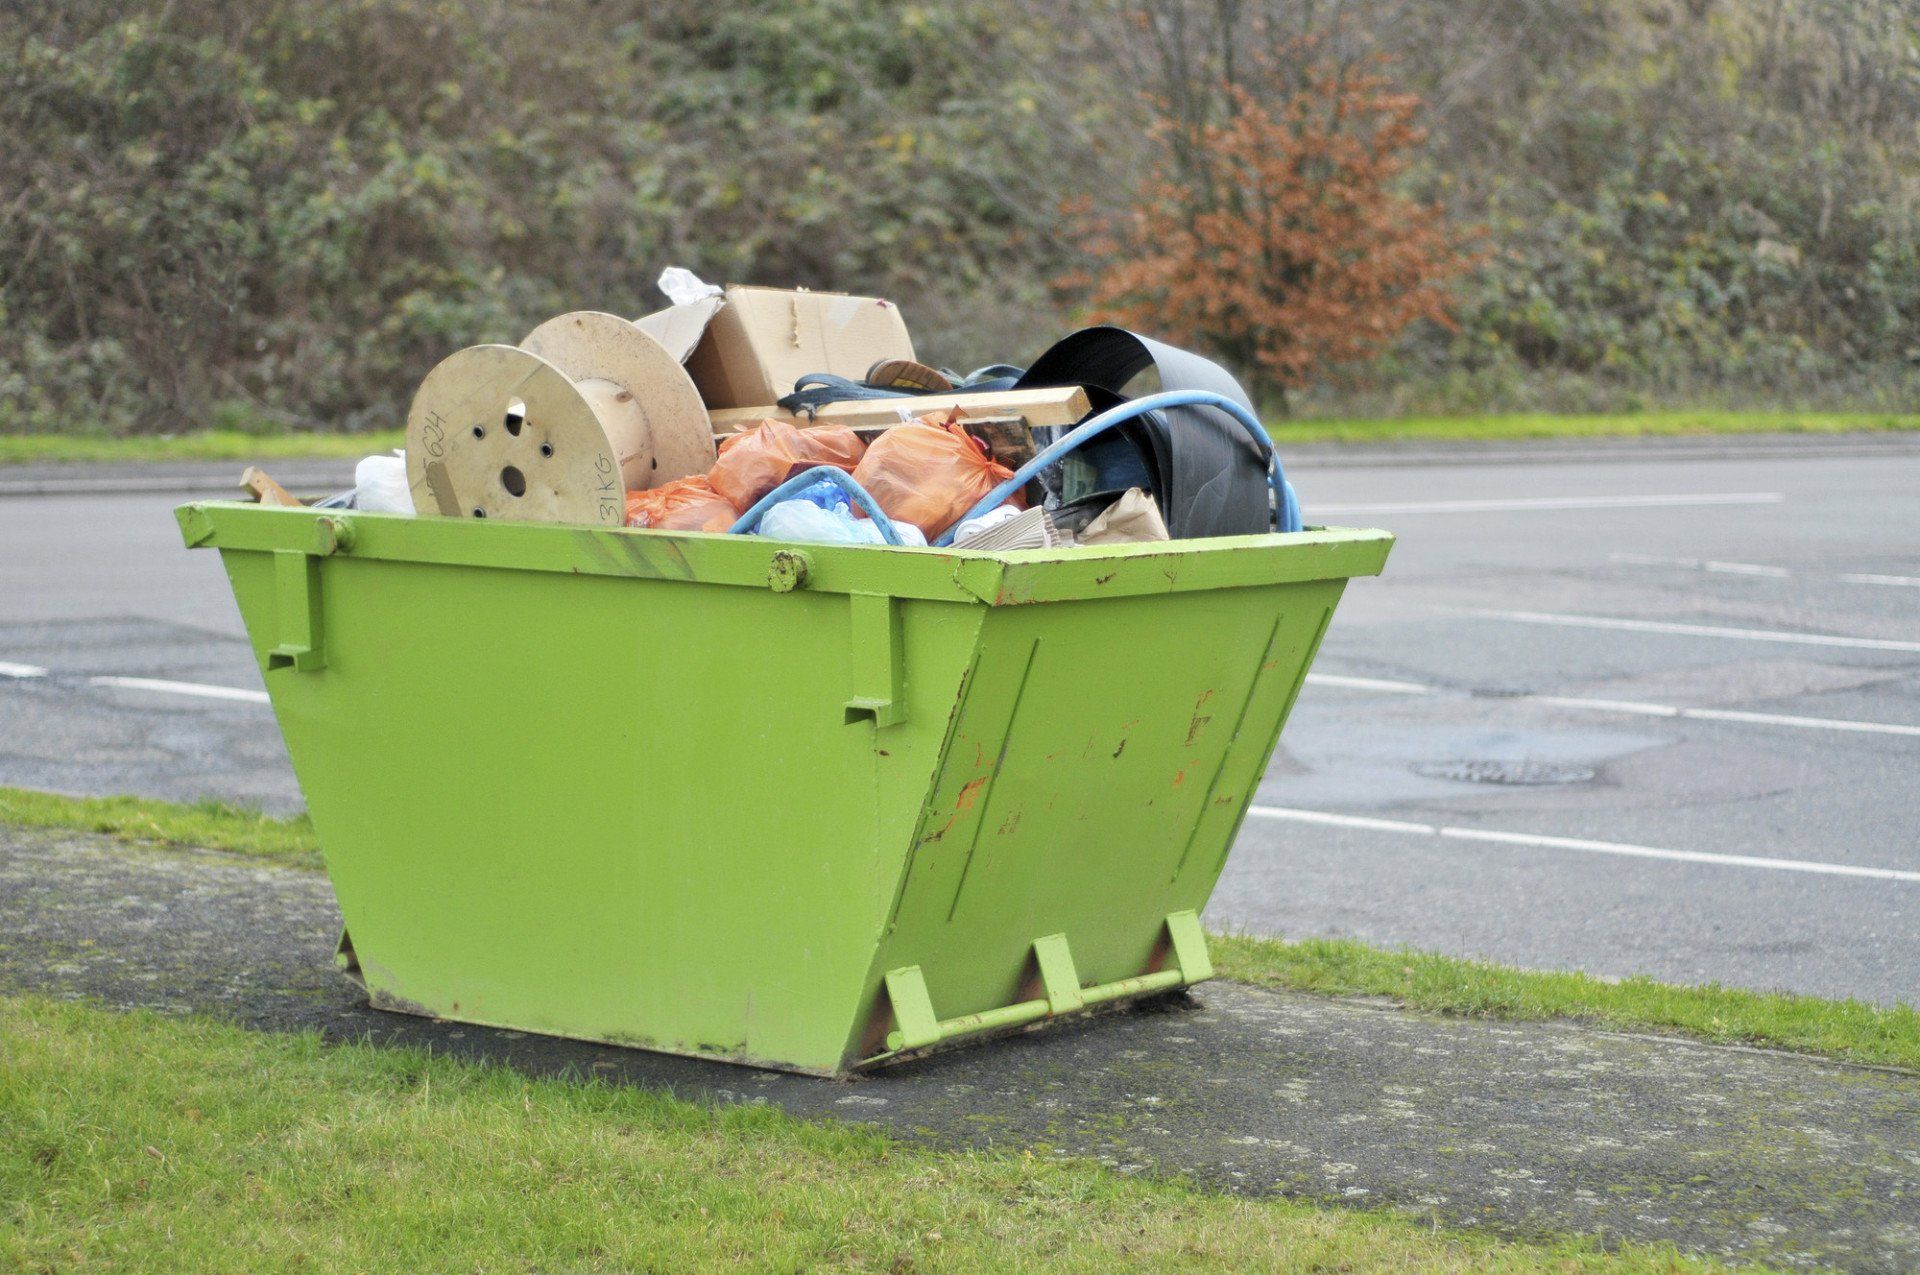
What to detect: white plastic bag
<box><xmin>757</xmin><ymin>499</ymin><xmax>926</xmax><ymax>546</ymax></box>
<box><xmin>352</xmin><ymin>451</ymin><xmax>413</xmax><ymax>515</ymax></box>
<box><xmin>657</xmin><ymin>267</ymin><xmax>723</xmax><ymax>307</ymax></box>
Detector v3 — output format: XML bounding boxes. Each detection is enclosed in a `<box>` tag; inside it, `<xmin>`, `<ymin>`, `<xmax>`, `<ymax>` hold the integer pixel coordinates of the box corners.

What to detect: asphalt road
<box><xmin>3</xmin><ymin>436</ymin><xmax>1916</xmax><ymax>1004</ymax></box>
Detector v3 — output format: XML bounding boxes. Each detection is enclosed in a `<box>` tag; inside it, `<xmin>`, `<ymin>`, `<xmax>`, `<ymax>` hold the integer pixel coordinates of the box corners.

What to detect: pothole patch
<box><xmin>1411</xmin><ymin>759</ymin><xmax>1596</xmax><ymax>786</ymax></box>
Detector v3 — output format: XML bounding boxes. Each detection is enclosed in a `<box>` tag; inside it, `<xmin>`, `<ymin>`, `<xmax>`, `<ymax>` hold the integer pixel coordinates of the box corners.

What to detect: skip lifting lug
<box><xmin>266</xmin><ymin>516</ymin><xmax>352</xmax><ymax>672</ymax></box>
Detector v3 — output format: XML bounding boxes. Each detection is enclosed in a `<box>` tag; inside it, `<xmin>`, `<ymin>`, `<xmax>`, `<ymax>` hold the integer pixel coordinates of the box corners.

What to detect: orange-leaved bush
<box><xmin>1080</xmin><ymin>61</ymin><xmax>1471</xmax><ymax>409</ymax></box>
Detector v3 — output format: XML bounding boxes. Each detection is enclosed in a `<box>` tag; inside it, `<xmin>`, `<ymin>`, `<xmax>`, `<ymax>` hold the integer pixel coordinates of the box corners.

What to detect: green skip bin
<box><xmin>179</xmin><ymin>503</ymin><xmax>1391</xmax><ymax>1075</ymax></box>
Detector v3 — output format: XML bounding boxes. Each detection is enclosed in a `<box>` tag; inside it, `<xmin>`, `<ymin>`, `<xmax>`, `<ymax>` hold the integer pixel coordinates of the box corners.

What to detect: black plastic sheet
<box><xmin>1014</xmin><ymin>327</ymin><xmax>1271</xmax><ymax>539</ymax></box>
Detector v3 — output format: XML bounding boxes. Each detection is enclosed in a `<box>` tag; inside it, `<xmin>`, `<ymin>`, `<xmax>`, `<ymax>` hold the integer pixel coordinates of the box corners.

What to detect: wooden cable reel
<box><xmin>405</xmin><ymin>312</ymin><xmax>715</xmax><ymax>526</ymax></box>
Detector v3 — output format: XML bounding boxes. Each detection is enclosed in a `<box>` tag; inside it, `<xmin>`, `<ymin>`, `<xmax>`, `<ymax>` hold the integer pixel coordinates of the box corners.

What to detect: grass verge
<box><xmin>1264</xmin><ymin>409</ymin><xmax>1920</xmax><ymax>445</ymax></box>
<box><xmin>1211</xmin><ymin>933</ymin><xmax>1919</xmax><ymax>1073</ymax></box>
<box><xmin>0</xmin><ymin>786</ymin><xmax>318</xmax><ymax>868</ymax></box>
<box><xmin>0</xmin><ymin>428</ymin><xmax>404</xmax><ymax>465</ymax></box>
<box><xmin>5</xmin><ymin>410</ymin><xmax>1916</xmax><ymax>464</ymax></box>
<box><xmin>4</xmin><ymin>785</ymin><xmax>1913</xmax><ymax>1073</ymax></box>
<box><xmin>0</xmin><ymin>995</ymin><xmax>1718</xmax><ymax>1272</ymax></box>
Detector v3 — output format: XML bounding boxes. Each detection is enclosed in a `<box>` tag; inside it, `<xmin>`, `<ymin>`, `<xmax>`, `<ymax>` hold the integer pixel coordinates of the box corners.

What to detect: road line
<box><xmin>0</xmin><ymin>662</ymin><xmax>49</xmax><ymax>679</ymax></box>
<box><xmin>1612</xmin><ymin>554</ymin><xmax>1920</xmax><ymax>590</ymax></box>
<box><xmin>1305</xmin><ymin>675</ymin><xmax>1920</xmax><ymax>738</ymax></box>
<box><xmin>1533</xmin><ymin>694</ymin><xmax>1920</xmax><ymax>738</ymax></box>
<box><xmin>1702</xmin><ymin>561</ymin><xmax>1792</xmax><ymax>577</ymax></box>
<box><xmin>89</xmin><ymin>676</ymin><xmax>270</xmax><ymax>705</ymax></box>
<box><xmin>1672</xmin><ymin>706</ymin><xmax>1920</xmax><ymax>736</ymax></box>
<box><xmin>1313</xmin><ymin>492</ymin><xmax>1783</xmax><ymax>515</ymax></box>
<box><xmin>1245</xmin><ymin>805</ymin><xmax>1920</xmax><ymax>883</ymax></box>
<box><xmin>1528</xmin><ymin>694</ymin><xmax>1679</xmax><ymax>717</ymax></box>
<box><xmin>1462</xmin><ymin>607</ymin><xmax>1920</xmax><ymax>653</ymax></box>
<box><xmin>1841</xmin><ymin>573</ymin><xmax>1920</xmax><ymax>588</ymax></box>
<box><xmin>1609</xmin><ymin>553</ymin><xmax>1790</xmax><ymax>577</ymax></box>
<box><xmin>1303</xmin><ymin>673</ymin><xmax>1434</xmax><ymax>695</ymax></box>
<box><xmin>1247</xmin><ymin>806</ymin><xmax>1438</xmax><ymax>836</ymax></box>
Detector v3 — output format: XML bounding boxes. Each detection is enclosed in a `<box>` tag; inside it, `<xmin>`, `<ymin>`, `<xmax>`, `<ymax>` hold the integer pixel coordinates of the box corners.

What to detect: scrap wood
<box><xmin>708</xmin><ymin>385</ymin><xmax>1091</xmax><ymax>435</ymax></box>
<box><xmin>238</xmin><ymin>467</ymin><xmax>302</xmax><ymax>507</ymax></box>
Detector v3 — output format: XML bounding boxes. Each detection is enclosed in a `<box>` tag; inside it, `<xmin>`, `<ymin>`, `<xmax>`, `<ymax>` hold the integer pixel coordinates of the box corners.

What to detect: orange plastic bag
<box><xmin>851</xmin><ymin>416</ymin><xmax>1020</xmax><ymax>540</ymax></box>
<box><xmin>625</xmin><ymin>476</ymin><xmax>738</xmax><ymax>533</ymax></box>
<box><xmin>707</xmin><ymin>419</ymin><xmax>867</xmax><ymax>509</ymax></box>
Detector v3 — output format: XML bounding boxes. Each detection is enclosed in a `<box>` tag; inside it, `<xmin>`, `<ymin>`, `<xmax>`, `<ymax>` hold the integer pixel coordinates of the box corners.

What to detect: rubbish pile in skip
<box><xmin>274</xmin><ymin>269</ymin><xmax>1303</xmax><ymax>549</ymax></box>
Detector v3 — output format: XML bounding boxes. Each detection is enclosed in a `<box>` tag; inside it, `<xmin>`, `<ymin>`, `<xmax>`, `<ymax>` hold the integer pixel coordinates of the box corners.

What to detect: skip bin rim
<box><xmin>177</xmin><ymin>501</ymin><xmax>1394</xmax><ymax>605</ymax></box>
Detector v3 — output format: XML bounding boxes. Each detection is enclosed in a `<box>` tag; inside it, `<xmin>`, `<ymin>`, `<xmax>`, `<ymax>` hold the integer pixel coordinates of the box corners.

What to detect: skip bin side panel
<box><xmin>214</xmin><ymin>546</ymin><xmax>972</xmax><ymax>1073</ymax></box>
<box><xmin>861</xmin><ymin>575</ymin><xmax>1349</xmax><ymax>1047</ymax></box>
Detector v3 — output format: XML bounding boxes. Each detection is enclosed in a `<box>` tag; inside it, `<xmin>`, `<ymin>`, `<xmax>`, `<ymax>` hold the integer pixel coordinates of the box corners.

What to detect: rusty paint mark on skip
<box><xmin>1172</xmin><ymin>767</ymin><xmax>1189</xmax><ymax>789</ymax></box>
<box><xmin>997</xmin><ymin>811</ymin><xmax>1022</xmax><ymax>836</ymax></box>
<box><xmin>956</xmin><ymin>776</ymin><xmax>990</xmax><ymax>812</ymax></box>
<box><xmin>1186</xmin><ymin>689</ymin><xmax>1216</xmax><ymax>746</ymax></box>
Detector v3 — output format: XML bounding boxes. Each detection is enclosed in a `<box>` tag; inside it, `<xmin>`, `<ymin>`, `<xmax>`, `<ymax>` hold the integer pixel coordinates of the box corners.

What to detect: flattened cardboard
<box><xmin>632</xmin><ymin>296</ymin><xmax>725</xmax><ymax>365</ymax></box>
<box><xmin>655</xmin><ymin>286</ymin><xmax>914</xmax><ymax>410</ymax></box>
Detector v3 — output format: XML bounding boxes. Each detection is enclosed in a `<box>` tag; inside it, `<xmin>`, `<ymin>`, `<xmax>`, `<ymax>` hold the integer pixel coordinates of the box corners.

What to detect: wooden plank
<box><xmin>710</xmin><ymin>411</ymin><xmax>1038</xmax><ymax>469</ymax></box>
<box><xmin>239</xmin><ymin>466</ymin><xmax>303</xmax><ymax>508</ymax></box>
<box><xmin>709</xmin><ymin>385</ymin><xmax>1091</xmax><ymax>435</ymax></box>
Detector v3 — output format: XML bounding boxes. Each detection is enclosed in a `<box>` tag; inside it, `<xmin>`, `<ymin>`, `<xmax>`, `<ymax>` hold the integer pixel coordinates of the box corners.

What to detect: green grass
<box><xmin>5</xmin><ymin>409</ymin><xmax>1915</xmax><ymax>464</ymax></box>
<box><xmin>1211</xmin><ymin>933</ymin><xmax>1920</xmax><ymax>1074</ymax></box>
<box><xmin>5</xmin><ymin>786</ymin><xmax>1913</xmax><ymax>1077</ymax></box>
<box><xmin>0</xmin><ymin>428</ymin><xmax>404</xmax><ymax>464</ymax></box>
<box><xmin>1263</xmin><ymin>408</ymin><xmax>1920</xmax><ymax>445</ymax></box>
<box><xmin>0</xmin><ymin>786</ymin><xmax>319</xmax><ymax>868</ymax></box>
<box><xmin>0</xmin><ymin>995</ymin><xmax>1723</xmax><ymax>1272</ymax></box>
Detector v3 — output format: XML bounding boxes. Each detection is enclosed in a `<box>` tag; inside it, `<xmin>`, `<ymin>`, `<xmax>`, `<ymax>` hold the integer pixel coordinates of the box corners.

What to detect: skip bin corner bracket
<box><xmin>868</xmin><ymin>910</ymin><xmax>1212</xmax><ymax>1061</ymax></box>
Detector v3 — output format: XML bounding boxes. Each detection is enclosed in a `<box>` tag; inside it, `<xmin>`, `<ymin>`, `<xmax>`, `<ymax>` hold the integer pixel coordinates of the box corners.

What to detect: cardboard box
<box><xmin>636</xmin><ymin>286</ymin><xmax>916</xmax><ymax>410</ymax></box>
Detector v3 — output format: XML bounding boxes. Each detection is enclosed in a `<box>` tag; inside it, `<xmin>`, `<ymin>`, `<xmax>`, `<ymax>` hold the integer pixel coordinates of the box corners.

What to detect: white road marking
<box><xmin>1244</xmin><ymin>805</ymin><xmax>1920</xmax><ymax>883</ymax></box>
<box><xmin>89</xmin><ymin>676</ymin><xmax>270</xmax><ymax>705</ymax></box>
<box><xmin>1463</xmin><ymin>607</ymin><xmax>1920</xmax><ymax>653</ymax></box>
<box><xmin>1841</xmin><ymin>573</ymin><xmax>1920</xmax><ymax>588</ymax></box>
<box><xmin>1306</xmin><ymin>674</ymin><xmax>1920</xmax><ymax>737</ymax></box>
<box><xmin>1677</xmin><ymin>706</ymin><xmax>1920</xmax><ymax>735</ymax></box>
<box><xmin>1609</xmin><ymin>552</ymin><xmax>1790</xmax><ymax>577</ymax></box>
<box><xmin>1313</xmin><ymin>492</ymin><xmax>1783</xmax><ymax>516</ymax></box>
<box><xmin>1704</xmin><ymin>562</ymin><xmax>1790</xmax><ymax>577</ymax></box>
<box><xmin>0</xmin><ymin>662</ymin><xmax>49</xmax><ymax>679</ymax></box>
<box><xmin>1251</xmin><ymin>807</ymin><xmax>1436</xmax><ymax>836</ymax></box>
<box><xmin>1303</xmin><ymin>673</ymin><xmax>1433</xmax><ymax>695</ymax></box>
<box><xmin>1612</xmin><ymin>553</ymin><xmax>1920</xmax><ymax>589</ymax></box>
<box><xmin>1532</xmin><ymin>694</ymin><xmax>1920</xmax><ymax>738</ymax></box>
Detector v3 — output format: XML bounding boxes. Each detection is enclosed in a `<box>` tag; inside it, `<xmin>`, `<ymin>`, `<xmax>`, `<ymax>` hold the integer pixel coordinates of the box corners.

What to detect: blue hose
<box><xmin>930</xmin><ymin>390</ymin><xmax>1303</xmax><ymax>547</ymax></box>
<box><xmin>727</xmin><ymin>466</ymin><xmax>907</xmax><ymax>546</ymax></box>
